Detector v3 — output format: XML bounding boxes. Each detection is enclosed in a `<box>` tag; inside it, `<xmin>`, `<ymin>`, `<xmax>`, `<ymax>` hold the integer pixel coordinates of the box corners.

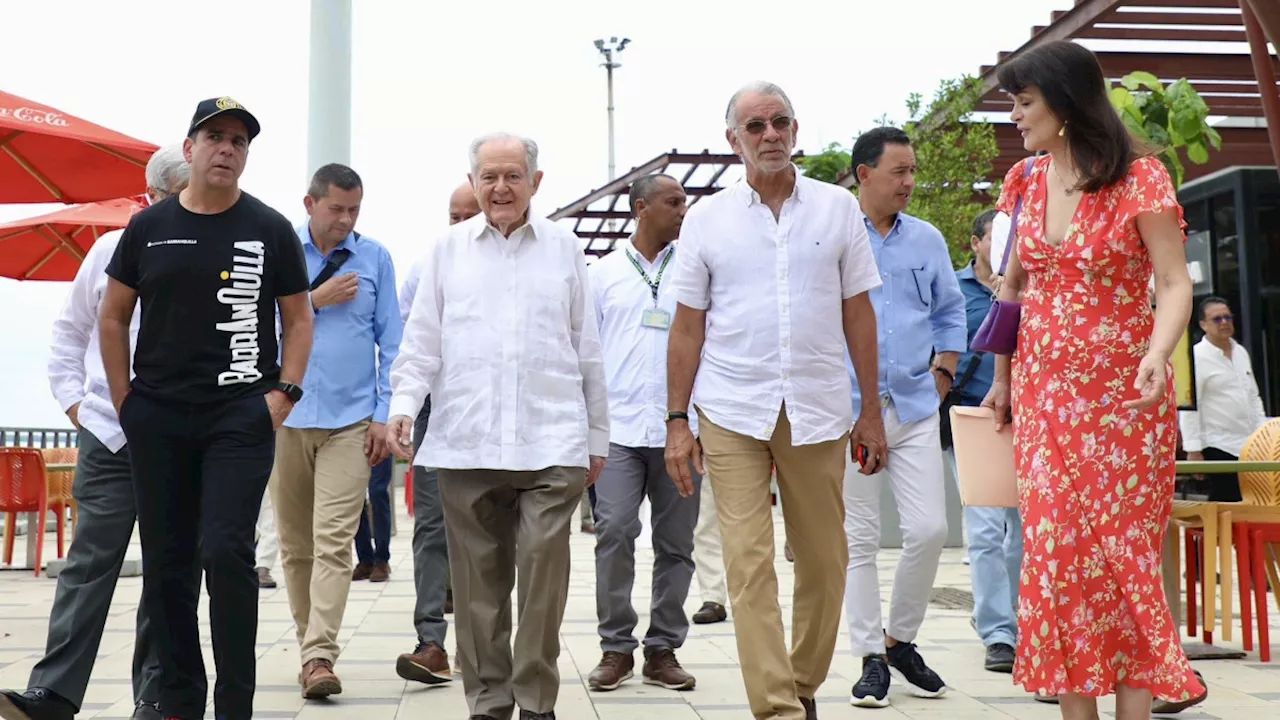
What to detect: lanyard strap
<box><xmin>625</xmin><ymin>247</ymin><xmax>673</xmax><ymax>302</ymax></box>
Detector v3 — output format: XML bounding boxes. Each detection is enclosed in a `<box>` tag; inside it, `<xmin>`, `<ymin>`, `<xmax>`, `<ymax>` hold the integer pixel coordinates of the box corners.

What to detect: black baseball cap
<box><xmin>188</xmin><ymin>97</ymin><xmax>261</xmax><ymax>141</ymax></box>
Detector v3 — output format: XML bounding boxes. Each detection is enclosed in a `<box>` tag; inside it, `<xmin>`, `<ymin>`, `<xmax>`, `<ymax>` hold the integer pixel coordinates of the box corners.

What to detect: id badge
<box><xmin>641</xmin><ymin>308</ymin><xmax>672</xmax><ymax>330</ymax></box>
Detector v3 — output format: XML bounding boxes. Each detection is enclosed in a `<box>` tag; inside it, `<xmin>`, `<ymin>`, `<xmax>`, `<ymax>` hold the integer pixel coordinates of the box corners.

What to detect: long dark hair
<box><xmin>997</xmin><ymin>40</ymin><xmax>1148</xmax><ymax>194</ymax></box>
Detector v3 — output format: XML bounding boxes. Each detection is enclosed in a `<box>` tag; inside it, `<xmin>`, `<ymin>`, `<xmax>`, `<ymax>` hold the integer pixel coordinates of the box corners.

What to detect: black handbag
<box><xmin>939</xmin><ymin>352</ymin><xmax>985</xmax><ymax>450</ymax></box>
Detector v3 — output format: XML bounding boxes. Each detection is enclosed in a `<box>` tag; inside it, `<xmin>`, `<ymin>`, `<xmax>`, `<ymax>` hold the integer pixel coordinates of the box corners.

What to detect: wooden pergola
<box><xmin>548</xmin><ymin>150</ymin><xmax>804</xmax><ymax>257</ymax></box>
<box><xmin>838</xmin><ymin>0</ymin><xmax>1280</xmax><ymax>189</ymax></box>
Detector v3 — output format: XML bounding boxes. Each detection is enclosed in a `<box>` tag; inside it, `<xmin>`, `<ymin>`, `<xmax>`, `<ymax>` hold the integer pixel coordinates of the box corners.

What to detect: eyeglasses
<box><xmin>1210</xmin><ymin>314</ymin><xmax>1234</xmax><ymax>324</ymax></box>
<box><xmin>741</xmin><ymin>115</ymin><xmax>793</xmax><ymax>135</ymax></box>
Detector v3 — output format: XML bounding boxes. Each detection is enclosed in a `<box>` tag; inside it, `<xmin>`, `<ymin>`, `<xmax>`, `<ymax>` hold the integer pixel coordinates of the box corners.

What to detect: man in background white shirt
<box><xmin>0</xmin><ymin>146</ymin><xmax>188</xmax><ymax>720</ymax></box>
<box><xmin>1180</xmin><ymin>297</ymin><xmax>1270</xmax><ymax>501</ymax></box>
<box><xmin>665</xmin><ymin>81</ymin><xmax>886</xmax><ymax>720</ymax></box>
<box><xmin>586</xmin><ymin>174</ymin><xmax>698</xmax><ymax>694</ymax></box>
<box><xmin>386</xmin><ymin>133</ymin><xmax>609</xmax><ymax>720</ymax></box>
<box><xmin>392</xmin><ymin>181</ymin><xmax>479</xmax><ymax>683</ymax></box>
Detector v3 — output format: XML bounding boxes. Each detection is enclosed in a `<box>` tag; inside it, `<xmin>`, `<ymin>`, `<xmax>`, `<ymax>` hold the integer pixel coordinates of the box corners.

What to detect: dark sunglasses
<box><xmin>742</xmin><ymin>115</ymin><xmax>793</xmax><ymax>135</ymax></box>
<box><xmin>1210</xmin><ymin>314</ymin><xmax>1234</xmax><ymax>324</ymax></box>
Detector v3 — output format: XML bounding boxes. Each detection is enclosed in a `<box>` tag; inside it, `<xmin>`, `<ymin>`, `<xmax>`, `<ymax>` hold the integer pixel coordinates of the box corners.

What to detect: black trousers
<box><xmin>119</xmin><ymin>391</ymin><xmax>276</xmax><ymax>720</ymax></box>
<box><xmin>1203</xmin><ymin>446</ymin><xmax>1243</xmax><ymax>502</ymax></box>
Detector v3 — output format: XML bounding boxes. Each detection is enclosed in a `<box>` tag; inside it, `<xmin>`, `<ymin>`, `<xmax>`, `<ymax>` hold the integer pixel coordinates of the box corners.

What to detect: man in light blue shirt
<box><xmin>267</xmin><ymin>163</ymin><xmax>403</xmax><ymax>699</ymax></box>
<box><xmin>841</xmin><ymin>127</ymin><xmax>967</xmax><ymax>709</ymax></box>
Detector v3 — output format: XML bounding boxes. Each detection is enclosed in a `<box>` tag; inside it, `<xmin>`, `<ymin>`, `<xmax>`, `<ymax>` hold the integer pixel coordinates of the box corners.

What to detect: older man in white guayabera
<box><xmin>386</xmin><ymin>133</ymin><xmax>609</xmax><ymax>720</ymax></box>
<box><xmin>0</xmin><ymin>146</ymin><xmax>189</xmax><ymax>720</ymax></box>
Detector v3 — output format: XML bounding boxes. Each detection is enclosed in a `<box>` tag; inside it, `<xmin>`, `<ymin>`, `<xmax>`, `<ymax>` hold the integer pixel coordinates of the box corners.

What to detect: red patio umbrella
<box><xmin>0</xmin><ymin>196</ymin><xmax>145</xmax><ymax>281</ymax></box>
<box><xmin>0</xmin><ymin>91</ymin><xmax>157</xmax><ymax>204</ymax></box>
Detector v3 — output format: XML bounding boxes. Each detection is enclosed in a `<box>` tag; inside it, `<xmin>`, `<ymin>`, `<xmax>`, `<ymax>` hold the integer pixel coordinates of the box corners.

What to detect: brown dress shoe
<box><xmin>299</xmin><ymin>658</ymin><xmax>342</xmax><ymax>698</ymax></box>
<box><xmin>351</xmin><ymin>562</ymin><xmax>372</xmax><ymax>581</ymax></box>
<box><xmin>642</xmin><ymin>648</ymin><xmax>695</xmax><ymax>690</ymax></box>
<box><xmin>256</xmin><ymin>566</ymin><xmax>277</xmax><ymax>588</ymax></box>
<box><xmin>587</xmin><ymin>651</ymin><xmax>634</xmax><ymax>691</ymax></box>
<box><xmin>799</xmin><ymin>696</ymin><xmax>817</xmax><ymax>720</ymax></box>
<box><xmin>370</xmin><ymin>562</ymin><xmax>391</xmax><ymax>582</ymax></box>
<box><xmin>580</xmin><ymin>521</ymin><xmax>596</xmax><ymax>534</ymax></box>
<box><xmin>784</xmin><ymin>542</ymin><xmax>795</xmax><ymax>563</ymax></box>
<box><xmin>395</xmin><ymin>641</ymin><xmax>452</xmax><ymax>685</ymax></box>
<box><xmin>691</xmin><ymin>601</ymin><xmax>727</xmax><ymax>624</ymax></box>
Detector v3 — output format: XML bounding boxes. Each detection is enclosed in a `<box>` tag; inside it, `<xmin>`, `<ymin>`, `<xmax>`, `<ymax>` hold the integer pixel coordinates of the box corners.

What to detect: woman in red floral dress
<box><xmin>981</xmin><ymin>41</ymin><xmax>1206</xmax><ymax>720</ymax></box>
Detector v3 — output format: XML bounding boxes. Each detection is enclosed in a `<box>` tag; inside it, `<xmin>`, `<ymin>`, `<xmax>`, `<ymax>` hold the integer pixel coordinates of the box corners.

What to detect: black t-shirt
<box><xmin>106</xmin><ymin>192</ymin><xmax>309</xmax><ymax>406</ymax></box>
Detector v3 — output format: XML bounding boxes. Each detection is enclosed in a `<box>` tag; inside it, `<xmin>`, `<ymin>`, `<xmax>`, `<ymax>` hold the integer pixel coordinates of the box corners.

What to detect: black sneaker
<box><xmin>984</xmin><ymin>643</ymin><xmax>1015</xmax><ymax>673</ymax></box>
<box><xmin>886</xmin><ymin>642</ymin><xmax>947</xmax><ymax>698</ymax></box>
<box><xmin>849</xmin><ymin>655</ymin><xmax>891</xmax><ymax>708</ymax></box>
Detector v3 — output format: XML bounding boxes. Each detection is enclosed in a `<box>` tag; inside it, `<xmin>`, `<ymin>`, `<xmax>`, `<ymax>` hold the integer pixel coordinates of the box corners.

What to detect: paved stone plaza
<box><xmin>2</xmin><ymin>505</ymin><xmax>1279</xmax><ymax>719</ymax></box>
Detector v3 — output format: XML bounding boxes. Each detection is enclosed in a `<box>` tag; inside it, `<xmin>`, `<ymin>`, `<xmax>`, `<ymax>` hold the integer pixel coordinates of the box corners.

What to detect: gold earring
<box><xmin>1058</xmin><ymin>125</ymin><xmax>1066</xmax><ymax>137</ymax></box>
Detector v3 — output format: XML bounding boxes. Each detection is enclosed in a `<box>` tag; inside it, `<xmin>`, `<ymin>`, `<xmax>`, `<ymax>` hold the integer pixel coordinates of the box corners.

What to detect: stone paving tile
<box><xmin>3</xmin><ymin>503</ymin><xmax>1280</xmax><ymax>719</ymax></box>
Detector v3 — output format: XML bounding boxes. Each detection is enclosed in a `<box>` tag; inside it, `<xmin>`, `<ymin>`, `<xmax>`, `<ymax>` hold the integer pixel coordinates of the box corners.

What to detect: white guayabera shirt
<box><xmin>389</xmin><ymin>213</ymin><xmax>610</xmax><ymax>471</ymax></box>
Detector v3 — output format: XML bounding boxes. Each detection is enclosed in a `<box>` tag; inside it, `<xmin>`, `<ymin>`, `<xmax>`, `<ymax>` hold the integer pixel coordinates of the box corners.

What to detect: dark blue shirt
<box><xmin>954</xmin><ymin>262</ymin><xmax>997</xmax><ymax>406</ymax></box>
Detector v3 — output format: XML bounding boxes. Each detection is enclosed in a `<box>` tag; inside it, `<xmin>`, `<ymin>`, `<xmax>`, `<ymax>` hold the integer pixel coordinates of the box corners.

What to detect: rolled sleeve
<box><xmin>372</xmin><ymin>248</ymin><xmax>404</xmax><ymax>424</ymax></box>
<box><xmin>669</xmin><ymin>212</ymin><xmax>711</xmax><ymax>310</ymax></box>
<box><xmin>929</xmin><ymin>242</ymin><xmax>968</xmax><ymax>354</ymax></box>
<box><xmin>840</xmin><ymin>198</ymin><xmax>882</xmax><ymax>299</ymax></box>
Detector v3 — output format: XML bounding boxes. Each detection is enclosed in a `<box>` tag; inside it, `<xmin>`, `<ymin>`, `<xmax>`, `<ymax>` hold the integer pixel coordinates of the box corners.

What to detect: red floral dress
<box><xmin>997</xmin><ymin>155</ymin><xmax>1205</xmax><ymax>702</ymax></box>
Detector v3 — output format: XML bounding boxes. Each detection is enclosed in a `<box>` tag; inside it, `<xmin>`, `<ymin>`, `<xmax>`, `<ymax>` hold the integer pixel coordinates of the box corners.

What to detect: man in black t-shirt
<box><xmin>99</xmin><ymin>97</ymin><xmax>314</xmax><ymax>720</ymax></box>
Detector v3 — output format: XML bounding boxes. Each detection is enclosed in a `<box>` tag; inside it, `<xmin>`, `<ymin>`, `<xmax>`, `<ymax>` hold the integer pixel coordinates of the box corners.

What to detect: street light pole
<box><xmin>594</xmin><ymin>37</ymin><xmax>630</xmax><ymax>183</ymax></box>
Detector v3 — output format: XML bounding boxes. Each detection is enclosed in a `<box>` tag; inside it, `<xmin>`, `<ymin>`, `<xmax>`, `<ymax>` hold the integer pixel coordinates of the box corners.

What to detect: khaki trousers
<box><xmin>439</xmin><ymin>466</ymin><xmax>584</xmax><ymax>720</ymax></box>
<box><xmin>697</xmin><ymin>406</ymin><xmax>849</xmax><ymax>720</ymax></box>
<box><xmin>269</xmin><ymin>420</ymin><xmax>371</xmax><ymax>664</ymax></box>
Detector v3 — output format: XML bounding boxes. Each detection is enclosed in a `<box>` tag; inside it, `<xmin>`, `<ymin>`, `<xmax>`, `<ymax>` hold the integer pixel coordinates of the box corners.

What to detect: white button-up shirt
<box><xmin>48</xmin><ymin>229</ymin><xmax>139</xmax><ymax>453</ymax></box>
<box><xmin>388</xmin><ymin>213</ymin><xmax>610</xmax><ymax>470</ymax></box>
<box><xmin>590</xmin><ymin>238</ymin><xmax>696</xmax><ymax>448</ymax></box>
<box><xmin>1179</xmin><ymin>337</ymin><xmax>1269</xmax><ymax>456</ymax></box>
<box><xmin>668</xmin><ymin>172</ymin><xmax>882</xmax><ymax>445</ymax></box>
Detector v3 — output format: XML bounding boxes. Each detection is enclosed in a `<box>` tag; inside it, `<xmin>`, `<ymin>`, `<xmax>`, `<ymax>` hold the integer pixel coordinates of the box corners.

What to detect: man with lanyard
<box><xmin>945</xmin><ymin>209</ymin><xmax>1021</xmax><ymax>674</ymax></box>
<box><xmin>99</xmin><ymin>97</ymin><xmax>313</xmax><ymax>720</ymax></box>
<box><xmin>586</xmin><ymin>174</ymin><xmax>699</xmax><ymax>693</ymax></box>
<box><xmin>268</xmin><ymin>163</ymin><xmax>403</xmax><ymax>698</ymax></box>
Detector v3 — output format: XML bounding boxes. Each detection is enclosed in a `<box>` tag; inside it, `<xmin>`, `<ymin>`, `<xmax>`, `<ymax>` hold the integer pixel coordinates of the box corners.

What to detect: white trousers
<box><xmin>844</xmin><ymin>404</ymin><xmax>948</xmax><ymax>657</ymax></box>
<box><xmin>255</xmin><ymin>489</ymin><xmax>279</xmax><ymax>569</ymax></box>
<box><xmin>692</xmin><ymin>471</ymin><xmax>727</xmax><ymax>606</ymax></box>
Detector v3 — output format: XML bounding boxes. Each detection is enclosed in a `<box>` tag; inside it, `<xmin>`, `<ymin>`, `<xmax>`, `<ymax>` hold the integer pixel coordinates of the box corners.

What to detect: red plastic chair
<box><xmin>1</xmin><ymin>448</ymin><xmax>52</xmax><ymax>577</ymax></box>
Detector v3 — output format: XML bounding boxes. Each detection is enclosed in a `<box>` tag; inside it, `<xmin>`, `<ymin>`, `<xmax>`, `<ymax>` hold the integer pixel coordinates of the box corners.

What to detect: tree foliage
<box><xmin>1108</xmin><ymin>72</ymin><xmax>1222</xmax><ymax>189</ymax></box>
<box><xmin>797</xmin><ymin>76</ymin><xmax>1000</xmax><ymax>268</ymax></box>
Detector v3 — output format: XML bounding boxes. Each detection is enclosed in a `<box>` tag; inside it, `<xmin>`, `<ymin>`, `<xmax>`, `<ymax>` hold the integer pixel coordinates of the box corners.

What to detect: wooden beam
<box><xmin>1076</xmin><ymin>27</ymin><xmax>1247</xmax><ymax>42</ymax></box>
<box><xmin>1243</xmin><ymin>0</ymin><xmax>1280</xmax><ymax>50</ymax></box>
<box><xmin>1124</xmin><ymin>0</ymin><xmax>1242</xmax><ymax>7</ymax></box>
<box><xmin>1097</xmin><ymin>11</ymin><xmax>1244</xmax><ymax>26</ymax></box>
<box><xmin>1241</xmin><ymin>0</ymin><xmax>1280</xmax><ymax>172</ymax></box>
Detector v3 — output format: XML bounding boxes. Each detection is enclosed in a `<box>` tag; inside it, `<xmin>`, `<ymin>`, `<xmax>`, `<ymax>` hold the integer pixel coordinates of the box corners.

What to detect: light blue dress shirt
<box><xmin>848</xmin><ymin>212</ymin><xmax>967</xmax><ymax>424</ymax></box>
<box><xmin>282</xmin><ymin>225</ymin><xmax>403</xmax><ymax>430</ymax></box>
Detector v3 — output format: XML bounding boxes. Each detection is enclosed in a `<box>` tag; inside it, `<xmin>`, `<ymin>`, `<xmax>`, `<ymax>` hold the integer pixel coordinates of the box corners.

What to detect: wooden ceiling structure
<box><xmin>548</xmin><ymin>150</ymin><xmax>803</xmax><ymax>257</ymax></box>
<box><xmin>838</xmin><ymin>0</ymin><xmax>1280</xmax><ymax>189</ymax></box>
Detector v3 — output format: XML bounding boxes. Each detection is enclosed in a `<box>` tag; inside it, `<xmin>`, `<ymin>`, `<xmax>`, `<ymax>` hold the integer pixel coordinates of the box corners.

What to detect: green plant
<box><xmin>1109</xmin><ymin>72</ymin><xmax>1223</xmax><ymax>189</ymax></box>
<box><xmin>796</xmin><ymin>142</ymin><xmax>851</xmax><ymax>184</ymax></box>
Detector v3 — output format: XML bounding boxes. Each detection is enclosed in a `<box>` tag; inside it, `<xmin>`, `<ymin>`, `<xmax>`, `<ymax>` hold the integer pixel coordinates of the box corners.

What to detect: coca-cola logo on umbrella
<box><xmin>0</xmin><ymin>106</ymin><xmax>72</xmax><ymax>128</ymax></box>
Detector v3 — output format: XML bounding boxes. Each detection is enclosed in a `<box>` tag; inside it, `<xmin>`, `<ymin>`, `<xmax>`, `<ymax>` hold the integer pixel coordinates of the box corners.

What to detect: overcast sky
<box><xmin>0</xmin><ymin>0</ymin><xmax>1169</xmax><ymax>427</ymax></box>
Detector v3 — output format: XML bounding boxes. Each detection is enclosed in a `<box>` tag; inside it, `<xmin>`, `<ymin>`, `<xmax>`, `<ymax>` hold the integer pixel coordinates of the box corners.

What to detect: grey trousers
<box><xmin>440</xmin><ymin>466</ymin><xmax>584</xmax><ymax>720</ymax></box>
<box><xmin>411</xmin><ymin>398</ymin><xmax>449</xmax><ymax>646</ymax></box>
<box><xmin>594</xmin><ymin>443</ymin><xmax>700</xmax><ymax>655</ymax></box>
<box><xmin>27</xmin><ymin>430</ymin><xmax>161</xmax><ymax>710</ymax></box>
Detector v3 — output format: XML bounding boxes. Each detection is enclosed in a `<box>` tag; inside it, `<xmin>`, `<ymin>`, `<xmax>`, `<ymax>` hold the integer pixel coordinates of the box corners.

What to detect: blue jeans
<box><xmin>946</xmin><ymin>449</ymin><xmax>1022</xmax><ymax>648</ymax></box>
<box><xmin>355</xmin><ymin>457</ymin><xmax>392</xmax><ymax>565</ymax></box>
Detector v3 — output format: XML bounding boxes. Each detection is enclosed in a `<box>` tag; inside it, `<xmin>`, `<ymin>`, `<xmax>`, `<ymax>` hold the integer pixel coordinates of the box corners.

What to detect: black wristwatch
<box><xmin>275</xmin><ymin>382</ymin><xmax>304</xmax><ymax>404</ymax></box>
<box><xmin>932</xmin><ymin>367</ymin><xmax>955</xmax><ymax>382</ymax></box>
<box><xmin>665</xmin><ymin>411</ymin><xmax>689</xmax><ymax>423</ymax></box>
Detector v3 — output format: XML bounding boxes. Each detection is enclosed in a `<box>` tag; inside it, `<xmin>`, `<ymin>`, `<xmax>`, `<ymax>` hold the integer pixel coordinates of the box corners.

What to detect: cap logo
<box><xmin>215</xmin><ymin>97</ymin><xmax>243</xmax><ymax>111</ymax></box>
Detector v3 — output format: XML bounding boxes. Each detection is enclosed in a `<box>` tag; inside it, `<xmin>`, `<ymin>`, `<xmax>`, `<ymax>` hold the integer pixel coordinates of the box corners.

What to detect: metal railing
<box><xmin>1</xmin><ymin>426</ymin><xmax>79</xmax><ymax>449</ymax></box>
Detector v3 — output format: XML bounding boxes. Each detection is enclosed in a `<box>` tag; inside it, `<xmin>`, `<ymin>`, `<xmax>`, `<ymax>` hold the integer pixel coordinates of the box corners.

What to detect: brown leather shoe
<box><xmin>299</xmin><ymin>658</ymin><xmax>342</xmax><ymax>698</ymax></box>
<box><xmin>799</xmin><ymin>696</ymin><xmax>817</xmax><ymax>720</ymax></box>
<box><xmin>784</xmin><ymin>541</ymin><xmax>795</xmax><ymax>563</ymax></box>
<box><xmin>691</xmin><ymin>601</ymin><xmax>727</xmax><ymax>624</ymax></box>
<box><xmin>370</xmin><ymin>562</ymin><xmax>391</xmax><ymax>582</ymax></box>
<box><xmin>395</xmin><ymin>641</ymin><xmax>452</xmax><ymax>685</ymax></box>
<box><xmin>580</xmin><ymin>521</ymin><xmax>596</xmax><ymax>534</ymax></box>
<box><xmin>351</xmin><ymin>562</ymin><xmax>372</xmax><ymax>581</ymax></box>
<box><xmin>256</xmin><ymin>566</ymin><xmax>277</xmax><ymax>588</ymax></box>
<box><xmin>587</xmin><ymin>651</ymin><xmax>634</xmax><ymax>691</ymax></box>
<box><xmin>642</xmin><ymin>648</ymin><xmax>695</xmax><ymax>690</ymax></box>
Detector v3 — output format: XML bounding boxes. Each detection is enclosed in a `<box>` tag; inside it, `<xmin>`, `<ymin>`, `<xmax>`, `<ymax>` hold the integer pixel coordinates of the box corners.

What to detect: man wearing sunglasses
<box><xmin>665</xmin><ymin>81</ymin><xmax>885</xmax><ymax>720</ymax></box>
<box><xmin>1180</xmin><ymin>297</ymin><xmax>1270</xmax><ymax>502</ymax></box>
